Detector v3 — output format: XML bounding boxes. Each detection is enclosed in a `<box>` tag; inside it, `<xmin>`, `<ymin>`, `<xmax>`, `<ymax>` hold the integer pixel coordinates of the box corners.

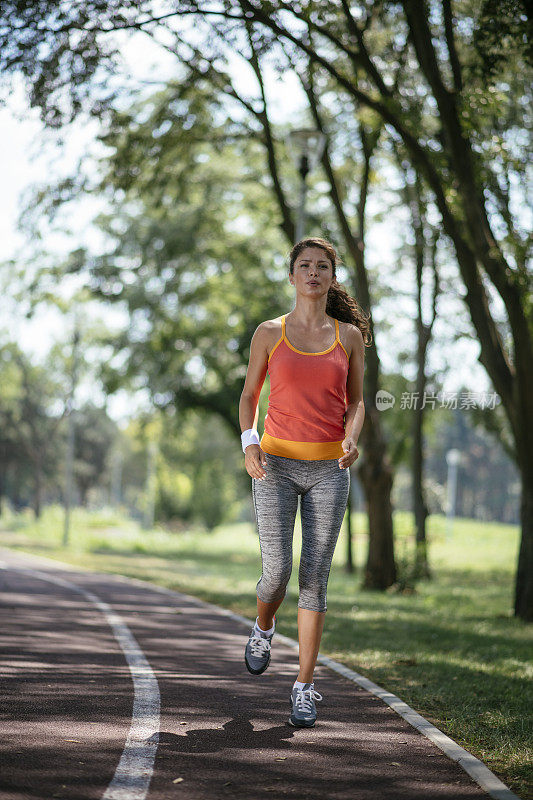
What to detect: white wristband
<box><xmin>241</xmin><ymin>428</ymin><xmax>260</xmax><ymax>453</ymax></box>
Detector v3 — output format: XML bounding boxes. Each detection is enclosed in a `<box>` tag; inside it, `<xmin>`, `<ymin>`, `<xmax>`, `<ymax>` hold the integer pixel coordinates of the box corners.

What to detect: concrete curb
<box><xmin>0</xmin><ymin>548</ymin><xmax>522</xmax><ymax>800</ymax></box>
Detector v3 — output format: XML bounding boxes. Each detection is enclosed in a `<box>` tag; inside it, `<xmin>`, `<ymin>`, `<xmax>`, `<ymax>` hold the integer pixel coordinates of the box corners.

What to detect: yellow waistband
<box><xmin>260</xmin><ymin>432</ymin><xmax>344</xmax><ymax>460</ymax></box>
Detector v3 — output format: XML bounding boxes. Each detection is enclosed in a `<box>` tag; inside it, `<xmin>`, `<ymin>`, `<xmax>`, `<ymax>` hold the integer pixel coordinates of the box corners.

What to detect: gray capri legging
<box><xmin>251</xmin><ymin>452</ymin><xmax>350</xmax><ymax>613</ymax></box>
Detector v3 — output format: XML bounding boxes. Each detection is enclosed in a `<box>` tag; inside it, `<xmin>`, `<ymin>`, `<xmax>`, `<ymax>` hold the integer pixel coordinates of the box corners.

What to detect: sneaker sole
<box><xmin>288</xmin><ymin>716</ymin><xmax>316</xmax><ymax>727</ymax></box>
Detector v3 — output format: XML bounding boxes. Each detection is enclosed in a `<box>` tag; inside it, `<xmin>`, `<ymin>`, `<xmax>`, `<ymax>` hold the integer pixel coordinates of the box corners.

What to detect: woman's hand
<box><xmin>245</xmin><ymin>444</ymin><xmax>268</xmax><ymax>480</ymax></box>
<box><xmin>338</xmin><ymin>437</ymin><xmax>359</xmax><ymax>470</ymax></box>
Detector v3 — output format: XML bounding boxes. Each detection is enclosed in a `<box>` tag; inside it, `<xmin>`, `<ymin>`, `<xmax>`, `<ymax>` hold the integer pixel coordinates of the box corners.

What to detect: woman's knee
<box><xmin>256</xmin><ymin>566</ymin><xmax>292</xmax><ymax>601</ymax></box>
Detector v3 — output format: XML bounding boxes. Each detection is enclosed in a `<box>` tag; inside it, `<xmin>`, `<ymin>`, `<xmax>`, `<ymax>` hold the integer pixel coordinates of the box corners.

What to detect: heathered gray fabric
<box><xmin>252</xmin><ymin>452</ymin><xmax>350</xmax><ymax>612</ymax></box>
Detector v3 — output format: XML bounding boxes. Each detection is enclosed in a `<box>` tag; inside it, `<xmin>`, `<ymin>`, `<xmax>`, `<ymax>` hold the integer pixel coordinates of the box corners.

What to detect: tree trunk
<box><xmin>400</xmin><ymin>163</ymin><xmax>438</xmax><ymax>582</ymax></box>
<box><xmin>358</xmin><ymin>408</ymin><xmax>397</xmax><ymax>588</ymax></box>
<box><xmin>412</xmin><ymin>288</ymin><xmax>431</xmax><ymax>580</ymax></box>
<box><xmin>33</xmin><ymin>466</ymin><xmax>42</xmax><ymax>519</ymax></box>
<box><xmin>320</xmin><ymin>124</ymin><xmax>397</xmax><ymax>591</ymax></box>
<box><xmin>0</xmin><ymin>457</ymin><xmax>5</xmax><ymax>511</ymax></box>
<box><xmin>413</xmin><ymin>399</ymin><xmax>431</xmax><ymax>579</ymax></box>
<box><xmin>79</xmin><ymin>482</ymin><xmax>89</xmax><ymax>507</ymax></box>
<box><xmin>514</xmin><ymin>461</ymin><xmax>533</xmax><ymax>621</ymax></box>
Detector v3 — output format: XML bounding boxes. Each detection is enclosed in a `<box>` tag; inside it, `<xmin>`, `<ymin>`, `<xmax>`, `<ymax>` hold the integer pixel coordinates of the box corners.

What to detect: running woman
<box><xmin>239</xmin><ymin>236</ymin><xmax>369</xmax><ymax>727</ymax></box>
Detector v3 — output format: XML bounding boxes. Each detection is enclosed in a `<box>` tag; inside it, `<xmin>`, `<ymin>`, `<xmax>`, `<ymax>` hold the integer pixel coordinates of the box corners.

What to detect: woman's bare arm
<box><xmin>337</xmin><ymin>324</ymin><xmax>365</xmax><ymax>470</ymax></box>
<box><xmin>344</xmin><ymin>324</ymin><xmax>365</xmax><ymax>445</ymax></box>
<box><xmin>239</xmin><ymin>323</ymin><xmax>269</xmax><ymax>479</ymax></box>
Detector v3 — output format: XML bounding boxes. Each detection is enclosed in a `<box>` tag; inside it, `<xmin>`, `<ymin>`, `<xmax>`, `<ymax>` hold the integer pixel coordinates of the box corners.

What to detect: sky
<box><xmin>0</xmin><ymin>20</ymin><xmax>493</xmax><ymax>422</ymax></box>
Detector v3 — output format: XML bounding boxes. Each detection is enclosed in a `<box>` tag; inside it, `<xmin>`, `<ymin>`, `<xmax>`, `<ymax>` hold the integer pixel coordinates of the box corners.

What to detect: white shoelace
<box><xmin>249</xmin><ymin>634</ymin><xmax>272</xmax><ymax>657</ymax></box>
<box><xmin>294</xmin><ymin>687</ymin><xmax>323</xmax><ymax>714</ymax></box>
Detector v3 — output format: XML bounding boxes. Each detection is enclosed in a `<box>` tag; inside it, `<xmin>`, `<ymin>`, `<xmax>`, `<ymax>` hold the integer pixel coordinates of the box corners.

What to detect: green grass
<box><xmin>1</xmin><ymin>505</ymin><xmax>531</xmax><ymax>799</ymax></box>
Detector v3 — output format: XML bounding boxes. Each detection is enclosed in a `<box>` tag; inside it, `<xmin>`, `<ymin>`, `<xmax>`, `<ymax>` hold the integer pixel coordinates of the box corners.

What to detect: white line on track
<box><xmin>0</xmin><ymin>550</ymin><xmax>521</xmax><ymax>800</ymax></box>
<box><xmin>3</xmin><ymin>564</ymin><xmax>160</xmax><ymax>800</ymax></box>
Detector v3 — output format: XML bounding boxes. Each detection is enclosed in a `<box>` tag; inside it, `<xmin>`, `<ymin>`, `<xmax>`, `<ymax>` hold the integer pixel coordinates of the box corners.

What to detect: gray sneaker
<box><xmin>244</xmin><ymin>619</ymin><xmax>275</xmax><ymax>675</ymax></box>
<box><xmin>289</xmin><ymin>684</ymin><xmax>323</xmax><ymax>727</ymax></box>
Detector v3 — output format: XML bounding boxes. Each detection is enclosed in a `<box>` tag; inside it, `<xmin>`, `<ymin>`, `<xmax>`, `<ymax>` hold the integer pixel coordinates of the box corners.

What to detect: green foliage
<box><xmin>193</xmin><ymin>460</ymin><xmax>229</xmax><ymax>531</ymax></box>
<box><xmin>73</xmin><ymin>402</ymin><xmax>119</xmax><ymax>503</ymax></box>
<box><xmin>2</xmin><ymin>0</ymin><xmax>531</xmax><ymax>616</ymax></box>
<box><xmin>156</xmin><ymin>466</ymin><xmax>193</xmax><ymax>523</ymax></box>
<box><xmin>0</xmin><ymin>0</ymin><xmax>126</xmax><ymax>126</ymax></box>
<box><xmin>71</xmin><ymin>82</ymin><xmax>290</xmax><ymax>430</ymax></box>
<box><xmin>0</xmin><ymin>334</ymin><xmax>121</xmax><ymax>513</ymax></box>
<box><xmin>473</xmin><ymin>0</ymin><xmax>531</xmax><ymax>80</ymax></box>
<box><xmin>118</xmin><ymin>407</ymin><xmax>251</xmax><ymax>530</ymax></box>
<box><xmin>0</xmin><ymin>342</ymin><xmax>65</xmax><ymax>513</ymax></box>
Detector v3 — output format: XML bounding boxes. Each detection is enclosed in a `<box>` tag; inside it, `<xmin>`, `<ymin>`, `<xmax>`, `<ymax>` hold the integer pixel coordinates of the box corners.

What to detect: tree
<box><xmin>73</xmin><ymin>402</ymin><xmax>118</xmax><ymax>505</ymax></box>
<box><xmin>0</xmin><ymin>344</ymin><xmax>64</xmax><ymax>516</ymax></box>
<box><xmin>1</xmin><ymin>1</ymin><xmax>530</xmax><ymax>616</ymax></box>
<box><xmin>214</xmin><ymin>0</ymin><xmax>532</xmax><ymax>616</ymax></box>
<box><xmin>46</xmin><ymin>73</ymin><xmax>399</xmax><ymax>587</ymax></box>
<box><xmin>395</xmin><ymin>156</ymin><xmax>441</xmax><ymax>578</ymax></box>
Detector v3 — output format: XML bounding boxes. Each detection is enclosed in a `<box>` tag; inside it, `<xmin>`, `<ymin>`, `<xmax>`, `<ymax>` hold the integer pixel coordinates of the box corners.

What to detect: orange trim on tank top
<box><xmin>260</xmin><ymin>431</ymin><xmax>345</xmax><ymax>460</ymax></box>
<box><xmin>268</xmin><ymin>315</ymin><xmax>349</xmax><ymax>362</ymax></box>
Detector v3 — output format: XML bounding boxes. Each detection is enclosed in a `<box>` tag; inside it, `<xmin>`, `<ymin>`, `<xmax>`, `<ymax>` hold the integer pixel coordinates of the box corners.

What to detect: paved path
<box><xmin>0</xmin><ymin>549</ymin><xmax>516</xmax><ymax>800</ymax></box>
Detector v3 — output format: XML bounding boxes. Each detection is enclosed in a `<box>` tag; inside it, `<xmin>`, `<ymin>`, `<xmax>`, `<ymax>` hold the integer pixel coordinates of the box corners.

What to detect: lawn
<box><xmin>1</xmin><ymin>505</ymin><xmax>531</xmax><ymax>799</ymax></box>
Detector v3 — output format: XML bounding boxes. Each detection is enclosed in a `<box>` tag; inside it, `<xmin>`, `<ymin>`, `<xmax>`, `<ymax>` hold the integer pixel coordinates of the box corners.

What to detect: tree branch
<box><xmin>137</xmin><ymin>21</ymin><xmax>295</xmax><ymax>243</ymax></box>
<box><xmin>243</xmin><ymin>23</ymin><xmax>295</xmax><ymax>242</ymax></box>
<box><xmin>298</xmin><ymin>51</ymin><xmax>381</xmax><ymax>395</ymax></box>
<box><xmin>401</xmin><ymin>0</ymin><xmax>531</xmax><ymax>402</ymax></box>
<box><xmin>339</xmin><ymin>0</ymin><xmax>393</xmax><ymax>96</ymax></box>
<box><xmin>441</xmin><ymin>0</ymin><xmax>463</xmax><ymax>92</ymax></box>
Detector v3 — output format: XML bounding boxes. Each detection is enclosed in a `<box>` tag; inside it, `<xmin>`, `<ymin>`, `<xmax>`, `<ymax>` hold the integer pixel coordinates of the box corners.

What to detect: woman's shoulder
<box><xmin>337</xmin><ymin>319</ymin><xmax>362</xmax><ymax>337</ymax></box>
<box><xmin>257</xmin><ymin>316</ymin><xmax>284</xmax><ymax>340</ymax></box>
<box><xmin>261</xmin><ymin>315</ymin><xmax>284</xmax><ymax>327</ymax></box>
<box><xmin>253</xmin><ymin>317</ymin><xmax>284</xmax><ymax>361</ymax></box>
<box><xmin>336</xmin><ymin>319</ymin><xmax>363</xmax><ymax>359</ymax></box>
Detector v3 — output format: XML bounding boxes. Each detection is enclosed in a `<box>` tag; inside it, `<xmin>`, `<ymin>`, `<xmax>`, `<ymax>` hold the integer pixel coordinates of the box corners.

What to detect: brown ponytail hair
<box><xmin>289</xmin><ymin>237</ymin><xmax>372</xmax><ymax>346</ymax></box>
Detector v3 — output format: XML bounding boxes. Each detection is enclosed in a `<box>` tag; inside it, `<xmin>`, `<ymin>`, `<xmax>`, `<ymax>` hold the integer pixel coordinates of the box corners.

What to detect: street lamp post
<box><xmin>287</xmin><ymin>128</ymin><xmax>326</xmax><ymax>243</ymax></box>
<box><xmin>111</xmin><ymin>449</ymin><xmax>123</xmax><ymax>507</ymax></box>
<box><xmin>445</xmin><ymin>448</ymin><xmax>461</xmax><ymax>541</ymax></box>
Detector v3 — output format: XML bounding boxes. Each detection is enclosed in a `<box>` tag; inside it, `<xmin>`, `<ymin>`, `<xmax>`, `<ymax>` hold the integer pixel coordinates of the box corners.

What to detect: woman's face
<box><xmin>290</xmin><ymin>247</ymin><xmax>334</xmax><ymax>296</ymax></box>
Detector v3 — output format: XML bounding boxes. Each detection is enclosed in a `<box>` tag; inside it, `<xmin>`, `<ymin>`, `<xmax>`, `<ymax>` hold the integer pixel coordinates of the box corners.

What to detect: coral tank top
<box><xmin>260</xmin><ymin>314</ymin><xmax>349</xmax><ymax>460</ymax></box>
